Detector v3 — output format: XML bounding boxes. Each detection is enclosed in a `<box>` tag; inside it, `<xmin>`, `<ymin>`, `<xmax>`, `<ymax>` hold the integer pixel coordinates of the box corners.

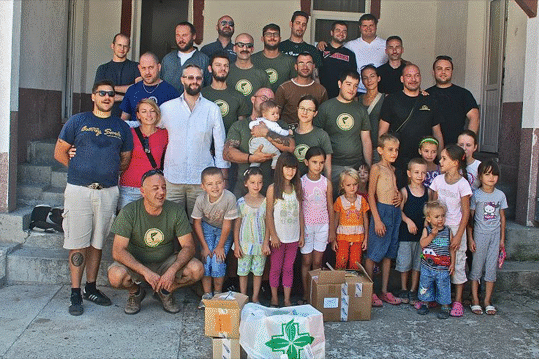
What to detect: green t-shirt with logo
<box><xmin>251</xmin><ymin>52</ymin><xmax>296</xmax><ymax>93</ymax></box>
<box><xmin>111</xmin><ymin>199</ymin><xmax>192</xmax><ymax>264</ymax></box>
<box><xmin>201</xmin><ymin>87</ymin><xmax>250</xmax><ymax>132</ymax></box>
<box><xmin>226</xmin><ymin>64</ymin><xmax>271</xmax><ymax>113</ymax></box>
<box><xmin>293</xmin><ymin>127</ymin><xmax>333</xmax><ymax>175</ymax></box>
<box><xmin>314</xmin><ymin>98</ymin><xmax>371</xmax><ymax>167</ymax></box>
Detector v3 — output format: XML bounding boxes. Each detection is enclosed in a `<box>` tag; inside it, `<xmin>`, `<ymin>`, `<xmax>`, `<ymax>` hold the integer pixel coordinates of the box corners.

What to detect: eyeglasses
<box><xmin>141</xmin><ymin>169</ymin><xmax>163</xmax><ymax>185</ymax></box>
<box><xmin>263</xmin><ymin>32</ymin><xmax>280</xmax><ymax>38</ymax></box>
<box><xmin>298</xmin><ymin>107</ymin><xmax>316</xmax><ymax>113</ymax></box>
<box><xmin>96</xmin><ymin>90</ymin><xmax>115</xmax><ymax>97</ymax></box>
<box><xmin>220</xmin><ymin>20</ymin><xmax>234</xmax><ymax>27</ymax></box>
<box><xmin>236</xmin><ymin>42</ymin><xmax>254</xmax><ymax>49</ymax></box>
<box><xmin>182</xmin><ymin>75</ymin><xmax>203</xmax><ymax>82</ymax></box>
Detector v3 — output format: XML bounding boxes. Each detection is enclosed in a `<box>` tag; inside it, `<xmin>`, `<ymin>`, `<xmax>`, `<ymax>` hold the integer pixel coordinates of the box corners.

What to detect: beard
<box><xmin>332</xmin><ymin>37</ymin><xmax>345</xmax><ymax>45</ymax></box>
<box><xmin>185</xmin><ymin>83</ymin><xmax>201</xmax><ymax>96</ymax></box>
<box><xmin>178</xmin><ymin>39</ymin><xmax>194</xmax><ymax>52</ymax></box>
<box><xmin>213</xmin><ymin>73</ymin><xmax>228</xmax><ymax>82</ymax></box>
<box><xmin>264</xmin><ymin>43</ymin><xmax>279</xmax><ymax>51</ymax></box>
<box><xmin>218</xmin><ymin>28</ymin><xmax>233</xmax><ymax>38</ymax></box>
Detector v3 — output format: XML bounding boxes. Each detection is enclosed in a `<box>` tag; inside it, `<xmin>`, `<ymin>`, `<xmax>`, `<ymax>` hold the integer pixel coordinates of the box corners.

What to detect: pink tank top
<box><xmin>301</xmin><ymin>174</ymin><xmax>329</xmax><ymax>225</ymax></box>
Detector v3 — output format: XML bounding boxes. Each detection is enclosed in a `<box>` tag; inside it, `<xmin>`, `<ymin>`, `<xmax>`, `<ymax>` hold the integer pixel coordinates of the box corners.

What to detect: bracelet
<box><xmin>247</xmin><ymin>154</ymin><xmax>251</xmax><ymax>163</ymax></box>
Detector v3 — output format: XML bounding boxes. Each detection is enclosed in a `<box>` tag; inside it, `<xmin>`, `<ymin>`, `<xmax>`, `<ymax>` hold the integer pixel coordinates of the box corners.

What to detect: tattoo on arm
<box><xmin>71</xmin><ymin>252</ymin><xmax>84</xmax><ymax>267</ymax></box>
<box><xmin>223</xmin><ymin>139</ymin><xmax>240</xmax><ymax>160</ymax></box>
<box><xmin>266</xmin><ymin>131</ymin><xmax>290</xmax><ymax>147</ymax></box>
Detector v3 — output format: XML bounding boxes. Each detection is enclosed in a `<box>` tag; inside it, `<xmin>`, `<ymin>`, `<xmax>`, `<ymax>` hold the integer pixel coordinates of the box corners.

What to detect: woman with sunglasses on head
<box><xmin>358</xmin><ymin>64</ymin><xmax>384</xmax><ymax>163</ymax></box>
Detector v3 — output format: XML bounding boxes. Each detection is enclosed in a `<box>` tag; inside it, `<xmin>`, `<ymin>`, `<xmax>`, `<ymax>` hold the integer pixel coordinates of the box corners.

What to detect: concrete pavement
<box><xmin>0</xmin><ymin>284</ymin><xmax>538</xmax><ymax>358</ymax></box>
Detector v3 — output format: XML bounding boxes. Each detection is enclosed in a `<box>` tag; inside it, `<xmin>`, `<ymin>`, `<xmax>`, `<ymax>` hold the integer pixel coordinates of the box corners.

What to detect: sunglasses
<box><xmin>182</xmin><ymin>75</ymin><xmax>203</xmax><ymax>82</ymax></box>
<box><xmin>236</xmin><ymin>42</ymin><xmax>254</xmax><ymax>49</ymax></box>
<box><xmin>141</xmin><ymin>169</ymin><xmax>163</xmax><ymax>185</ymax></box>
<box><xmin>96</xmin><ymin>90</ymin><xmax>115</xmax><ymax>97</ymax></box>
<box><xmin>220</xmin><ymin>20</ymin><xmax>234</xmax><ymax>27</ymax></box>
<box><xmin>263</xmin><ymin>32</ymin><xmax>280</xmax><ymax>38</ymax></box>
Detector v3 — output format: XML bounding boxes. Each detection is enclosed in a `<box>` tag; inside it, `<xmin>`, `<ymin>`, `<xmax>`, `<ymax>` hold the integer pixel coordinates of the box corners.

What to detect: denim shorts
<box><xmin>366</xmin><ymin>203</ymin><xmax>401</xmax><ymax>262</ymax></box>
<box><xmin>118</xmin><ymin>185</ymin><xmax>142</xmax><ymax>210</ymax></box>
<box><xmin>396</xmin><ymin>241</ymin><xmax>422</xmax><ymax>272</ymax></box>
<box><xmin>202</xmin><ymin>221</ymin><xmax>233</xmax><ymax>278</ymax></box>
<box><xmin>418</xmin><ymin>264</ymin><xmax>451</xmax><ymax>305</ymax></box>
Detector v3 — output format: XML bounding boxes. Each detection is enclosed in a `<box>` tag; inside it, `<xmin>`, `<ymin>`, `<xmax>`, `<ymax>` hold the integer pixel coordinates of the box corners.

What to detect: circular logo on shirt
<box><xmin>266</xmin><ymin>68</ymin><xmax>278</xmax><ymax>84</ymax></box>
<box><xmin>144</xmin><ymin>228</ymin><xmax>164</xmax><ymax>248</ymax></box>
<box><xmin>147</xmin><ymin>96</ymin><xmax>158</xmax><ymax>104</ymax></box>
<box><xmin>236</xmin><ymin>80</ymin><xmax>253</xmax><ymax>96</ymax></box>
<box><xmin>215</xmin><ymin>99</ymin><xmax>230</xmax><ymax>117</ymax></box>
<box><xmin>294</xmin><ymin>144</ymin><xmax>310</xmax><ymax>162</ymax></box>
<box><xmin>336</xmin><ymin>113</ymin><xmax>354</xmax><ymax>131</ymax></box>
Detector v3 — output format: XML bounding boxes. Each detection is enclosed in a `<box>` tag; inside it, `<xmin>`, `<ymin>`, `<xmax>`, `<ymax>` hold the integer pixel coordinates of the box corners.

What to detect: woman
<box><xmin>293</xmin><ymin>94</ymin><xmax>333</xmax><ymax>177</ymax></box>
<box><xmin>118</xmin><ymin>99</ymin><xmax>168</xmax><ymax>208</ymax></box>
<box><xmin>358</xmin><ymin>65</ymin><xmax>384</xmax><ymax>163</ymax></box>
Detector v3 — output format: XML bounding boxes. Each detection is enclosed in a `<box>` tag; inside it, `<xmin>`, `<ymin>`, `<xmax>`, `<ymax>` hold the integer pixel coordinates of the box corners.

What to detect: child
<box><xmin>192</xmin><ymin>167</ymin><xmax>239</xmax><ymax>309</ymax></box>
<box><xmin>429</xmin><ymin>144</ymin><xmax>472</xmax><ymax>317</ymax></box>
<box><xmin>416</xmin><ymin>201</ymin><xmax>455</xmax><ymax>319</ymax></box>
<box><xmin>396</xmin><ymin>158</ymin><xmax>428</xmax><ymax>305</ymax></box>
<box><xmin>468</xmin><ymin>160</ymin><xmax>507</xmax><ymax>315</ymax></box>
<box><xmin>334</xmin><ymin>168</ymin><xmax>369</xmax><ymax>270</ymax></box>
<box><xmin>233</xmin><ymin>167</ymin><xmax>269</xmax><ymax>304</ymax></box>
<box><xmin>249</xmin><ymin>99</ymin><xmax>292</xmax><ymax>168</ymax></box>
<box><xmin>418</xmin><ymin>137</ymin><xmax>440</xmax><ymax>188</ymax></box>
<box><xmin>365</xmin><ymin>133</ymin><xmax>402</xmax><ymax>306</ymax></box>
<box><xmin>357</xmin><ymin>162</ymin><xmax>370</xmax><ymax>203</ymax></box>
<box><xmin>458</xmin><ymin>130</ymin><xmax>481</xmax><ymax>191</ymax></box>
<box><xmin>299</xmin><ymin>147</ymin><xmax>335</xmax><ymax>304</ymax></box>
<box><xmin>264</xmin><ymin>152</ymin><xmax>304</xmax><ymax>307</ymax></box>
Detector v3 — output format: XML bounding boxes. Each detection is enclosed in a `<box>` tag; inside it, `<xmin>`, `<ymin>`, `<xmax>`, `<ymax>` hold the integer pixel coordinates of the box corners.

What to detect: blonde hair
<box><xmin>136</xmin><ymin>99</ymin><xmax>161</xmax><ymax>124</ymax></box>
<box><xmin>378</xmin><ymin>133</ymin><xmax>399</xmax><ymax>148</ymax></box>
<box><xmin>423</xmin><ymin>200</ymin><xmax>447</xmax><ymax>218</ymax></box>
<box><xmin>338</xmin><ymin>168</ymin><xmax>359</xmax><ymax>194</ymax></box>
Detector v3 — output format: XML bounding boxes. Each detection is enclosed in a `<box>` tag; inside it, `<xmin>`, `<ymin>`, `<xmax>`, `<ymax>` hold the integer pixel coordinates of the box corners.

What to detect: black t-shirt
<box><xmin>318</xmin><ymin>45</ymin><xmax>357</xmax><ymax>99</ymax></box>
<box><xmin>376</xmin><ymin>61</ymin><xmax>406</xmax><ymax>95</ymax></box>
<box><xmin>426</xmin><ymin>84</ymin><xmax>478</xmax><ymax>145</ymax></box>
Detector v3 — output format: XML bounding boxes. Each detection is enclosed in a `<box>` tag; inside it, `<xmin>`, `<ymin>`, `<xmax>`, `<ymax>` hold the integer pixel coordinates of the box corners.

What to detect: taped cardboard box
<box><xmin>204</xmin><ymin>291</ymin><xmax>249</xmax><ymax>338</ymax></box>
<box><xmin>308</xmin><ymin>266</ymin><xmax>373</xmax><ymax>321</ymax></box>
<box><xmin>212</xmin><ymin>338</ymin><xmax>241</xmax><ymax>359</ymax></box>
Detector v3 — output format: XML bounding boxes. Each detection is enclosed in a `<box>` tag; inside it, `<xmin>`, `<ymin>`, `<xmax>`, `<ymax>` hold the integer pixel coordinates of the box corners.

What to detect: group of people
<box><xmin>53</xmin><ymin>10</ymin><xmax>505</xmax><ymax>321</ymax></box>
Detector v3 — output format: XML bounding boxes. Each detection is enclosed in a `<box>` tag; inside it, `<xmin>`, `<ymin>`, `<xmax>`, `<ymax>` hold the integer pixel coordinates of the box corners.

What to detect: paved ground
<box><xmin>0</xmin><ymin>284</ymin><xmax>538</xmax><ymax>358</ymax></box>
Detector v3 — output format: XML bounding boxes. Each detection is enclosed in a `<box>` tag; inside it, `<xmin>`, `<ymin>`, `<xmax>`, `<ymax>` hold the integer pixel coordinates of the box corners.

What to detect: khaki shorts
<box><xmin>165</xmin><ymin>180</ymin><xmax>203</xmax><ymax>221</ymax></box>
<box><xmin>62</xmin><ymin>183</ymin><xmax>119</xmax><ymax>250</ymax></box>
<box><xmin>108</xmin><ymin>254</ymin><xmax>182</xmax><ymax>284</ymax></box>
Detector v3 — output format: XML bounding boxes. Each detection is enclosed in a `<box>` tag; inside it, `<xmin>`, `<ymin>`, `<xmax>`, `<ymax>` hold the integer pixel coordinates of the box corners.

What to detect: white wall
<box><xmin>503</xmin><ymin>0</ymin><xmax>527</xmax><ymax>103</ymax></box>
<box><xmin>522</xmin><ymin>16</ymin><xmax>539</xmax><ymax>128</ymax></box>
<box><xmin>464</xmin><ymin>1</ymin><xmax>488</xmax><ymax>102</ymax></box>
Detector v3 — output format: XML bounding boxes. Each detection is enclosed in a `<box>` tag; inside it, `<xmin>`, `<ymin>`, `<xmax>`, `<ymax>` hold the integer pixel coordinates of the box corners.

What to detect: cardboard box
<box><xmin>204</xmin><ymin>291</ymin><xmax>249</xmax><ymax>339</ymax></box>
<box><xmin>212</xmin><ymin>338</ymin><xmax>241</xmax><ymax>359</ymax></box>
<box><xmin>308</xmin><ymin>266</ymin><xmax>373</xmax><ymax>321</ymax></box>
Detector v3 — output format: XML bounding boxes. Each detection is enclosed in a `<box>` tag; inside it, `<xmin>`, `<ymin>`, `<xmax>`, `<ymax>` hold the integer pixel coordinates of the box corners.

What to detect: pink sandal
<box><xmin>372</xmin><ymin>293</ymin><xmax>383</xmax><ymax>307</ymax></box>
<box><xmin>380</xmin><ymin>292</ymin><xmax>402</xmax><ymax>305</ymax></box>
<box><xmin>450</xmin><ymin>301</ymin><xmax>464</xmax><ymax>317</ymax></box>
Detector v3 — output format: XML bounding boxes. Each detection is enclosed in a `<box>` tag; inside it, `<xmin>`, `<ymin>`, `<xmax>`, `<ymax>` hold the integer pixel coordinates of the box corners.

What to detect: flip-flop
<box><xmin>471</xmin><ymin>304</ymin><xmax>483</xmax><ymax>315</ymax></box>
<box><xmin>485</xmin><ymin>305</ymin><xmax>497</xmax><ymax>315</ymax></box>
<box><xmin>380</xmin><ymin>292</ymin><xmax>402</xmax><ymax>305</ymax></box>
<box><xmin>450</xmin><ymin>301</ymin><xmax>464</xmax><ymax>317</ymax></box>
<box><xmin>372</xmin><ymin>293</ymin><xmax>383</xmax><ymax>307</ymax></box>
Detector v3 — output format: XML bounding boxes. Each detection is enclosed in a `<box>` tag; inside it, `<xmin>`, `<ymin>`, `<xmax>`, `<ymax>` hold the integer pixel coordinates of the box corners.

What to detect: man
<box><xmin>427</xmin><ymin>55</ymin><xmax>480</xmax><ymax>146</ymax></box>
<box><xmin>379</xmin><ymin>63</ymin><xmax>444</xmax><ymax>188</ymax></box>
<box><xmin>108</xmin><ymin>170</ymin><xmax>204</xmax><ymax>314</ymax></box>
<box><xmin>314</xmin><ymin>70</ymin><xmax>372</xmax><ymax>197</ymax></box>
<box><xmin>226</xmin><ymin>33</ymin><xmax>271</xmax><ymax>113</ymax></box>
<box><xmin>344</xmin><ymin>14</ymin><xmax>387</xmax><ymax>94</ymax></box>
<box><xmin>120</xmin><ymin>52</ymin><xmax>179</xmax><ymax>126</ymax></box>
<box><xmin>54</xmin><ymin>80</ymin><xmax>133</xmax><ymax>316</ymax></box>
<box><xmin>200</xmin><ymin>15</ymin><xmax>237</xmax><ymax>62</ymax></box>
<box><xmin>95</xmin><ymin>33</ymin><xmax>141</xmax><ymax>117</ymax></box>
<box><xmin>275</xmin><ymin>52</ymin><xmax>328</xmax><ymax>126</ymax></box>
<box><xmin>318</xmin><ymin>21</ymin><xmax>357</xmax><ymax>99</ymax></box>
<box><xmin>279</xmin><ymin>11</ymin><xmax>322</xmax><ymax>70</ymax></box>
<box><xmin>377</xmin><ymin>36</ymin><xmax>407</xmax><ymax>94</ymax></box>
<box><xmin>161</xmin><ymin>22</ymin><xmax>211</xmax><ymax>94</ymax></box>
<box><xmin>160</xmin><ymin>65</ymin><xmax>228</xmax><ymax>218</ymax></box>
<box><xmin>224</xmin><ymin>87</ymin><xmax>295</xmax><ymax>197</ymax></box>
<box><xmin>201</xmin><ymin>53</ymin><xmax>250</xmax><ymax>132</ymax></box>
<box><xmin>251</xmin><ymin>23</ymin><xmax>296</xmax><ymax>93</ymax></box>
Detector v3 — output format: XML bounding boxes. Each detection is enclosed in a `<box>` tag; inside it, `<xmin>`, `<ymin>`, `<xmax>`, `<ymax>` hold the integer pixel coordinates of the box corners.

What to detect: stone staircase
<box><xmin>0</xmin><ymin>140</ymin><xmax>537</xmax><ymax>291</ymax></box>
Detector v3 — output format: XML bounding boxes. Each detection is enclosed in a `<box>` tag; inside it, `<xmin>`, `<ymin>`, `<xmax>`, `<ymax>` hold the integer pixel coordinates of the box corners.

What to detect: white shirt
<box><xmin>344</xmin><ymin>36</ymin><xmax>387</xmax><ymax>93</ymax></box>
<box><xmin>160</xmin><ymin>94</ymin><xmax>229</xmax><ymax>184</ymax></box>
<box><xmin>177</xmin><ymin>50</ymin><xmax>195</xmax><ymax>66</ymax></box>
<box><xmin>249</xmin><ymin>117</ymin><xmax>290</xmax><ymax>136</ymax></box>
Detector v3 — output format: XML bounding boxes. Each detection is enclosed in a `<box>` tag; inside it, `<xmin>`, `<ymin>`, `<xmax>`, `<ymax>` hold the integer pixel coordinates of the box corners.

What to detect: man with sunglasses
<box><xmin>108</xmin><ymin>169</ymin><xmax>204</xmax><ymax>314</ymax></box>
<box><xmin>251</xmin><ymin>23</ymin><xmax>296</xmax><ymax>93</ymax></box>
<box><xmin>161</xmin><ymin>21</ymin><xmax>211</xmax><ymax>94</ymax></box>
<box><xmin>201</xmin><ymin>15</ymin><xmax>237</xmax><ymax>62</ymax></box>
<box><xmin>227</xmin><ymin>33</ymin><xmax>271</xmax><ymax>114</ymax></box>
<box><xmin>54</xmin><ymin>80</ymin><xmax>133</xmax><ymax>316</ymax></box>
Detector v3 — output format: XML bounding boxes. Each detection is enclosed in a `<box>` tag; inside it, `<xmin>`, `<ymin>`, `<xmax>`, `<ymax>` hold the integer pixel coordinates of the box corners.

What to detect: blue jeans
<box><xmin>418</xmin><ymin>264</ymin><xmax>451</xmax><ymax>305</ymax></box>
<box><xmin>201</xmin><ymin>221</ymin><xmax>233</xmax><ymax>277</ymax></box>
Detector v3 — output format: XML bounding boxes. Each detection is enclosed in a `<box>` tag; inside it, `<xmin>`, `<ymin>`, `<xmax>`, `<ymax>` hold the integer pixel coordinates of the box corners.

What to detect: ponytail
<box><xmin>444</xmin><ymin>144</ymin><xmax>467</xmax><ymax>180</ymax></box>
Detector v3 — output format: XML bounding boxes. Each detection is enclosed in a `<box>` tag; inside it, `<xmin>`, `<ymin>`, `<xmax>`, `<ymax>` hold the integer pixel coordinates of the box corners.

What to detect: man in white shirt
<box><xmin>159</xmin><ymin>64</ymin><xmax>229</xmax><ymax>218</ymax></box>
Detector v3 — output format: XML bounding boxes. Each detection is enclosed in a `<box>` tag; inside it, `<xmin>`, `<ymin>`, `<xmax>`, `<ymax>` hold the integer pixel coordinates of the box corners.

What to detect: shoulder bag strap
<box><xmin>367</xmin><ymin>92</ymin><xmax>383</xmax><ymax>115</ymax></box>
<box><xmin>394</xmin><ymin>97</ymin><xmax>420</xmax><ymax>134</ymax></box>
<box><xmin>134</xmin><ymin>127</ymin><xmax>158</xmax><ymax>169</ymax></box>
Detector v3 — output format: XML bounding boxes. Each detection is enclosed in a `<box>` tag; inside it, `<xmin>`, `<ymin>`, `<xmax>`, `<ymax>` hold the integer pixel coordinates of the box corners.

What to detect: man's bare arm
<box><xmin>54</xmin><ymin>139</ymin><xmax>72</xmax><ymax>167</ymax></box>
<box><xmin>251</xmin><ymin>122</ymin><xmax>295</xmax><ymax>152</ymax></box>
<box><xmin>361</xmin><ymin>130</ymin><xmax>373</xmax><ymax>166</ymax></box>
<box><xmin>432</xmin><ymin>124</ymin><xmax>444</xmax><ymax>157</ymax></box>
<box><xmin>168</xmin><ymin>232</ymin><xmax>197</xmax><ymax>273</ymax></box>
<box><xmin>223</xmin><ymin>139</ymin><xmax>273</xmax><ymax>164</ymax></box>
<box><xmin>120</xmin><ymin>151</ymin><xmax>132</xmax><ymax>172</ymax></box>
<box><xmin>378</xmin><ymin>119</ymin><xmax>390</xmax><ymax>139</ymax></box>
<box><xmin>466</xmin><ymin>108</ymin><xmax>480</xmax><ymax>134</ymax></box>
<box><xmin>121</xmin><ymin>112</ymin><xmax>131</xmax><ymax>121</ymax></box>
<box><xmin>112</xmin><ymin>234</ymin><xmax>154</xmax><ymax>278</ymax></box>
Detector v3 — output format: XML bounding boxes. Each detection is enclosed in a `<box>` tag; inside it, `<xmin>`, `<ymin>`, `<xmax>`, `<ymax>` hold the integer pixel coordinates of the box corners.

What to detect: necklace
<box><xmin>142</xmin><ymin>81</ymin><xmax>160</xmax><ymax>94</ymax></box>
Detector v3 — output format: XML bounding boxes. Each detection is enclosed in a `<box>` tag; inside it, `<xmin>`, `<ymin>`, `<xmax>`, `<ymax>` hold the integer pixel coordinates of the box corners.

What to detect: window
<box><xmin>311</xmin><ymin>0</ymin><xmax>369</xmax><ymax>43</ymax></box>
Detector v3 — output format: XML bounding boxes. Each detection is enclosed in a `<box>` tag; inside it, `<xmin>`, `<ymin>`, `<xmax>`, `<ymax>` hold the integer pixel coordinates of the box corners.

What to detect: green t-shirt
<box><xmin>226</xmin><ymin>64</ymin><xmax>271</xmax><ymax>113</ymax></box>
<box><xmin>314</xmin><ymin>98</ymin><xmax>371</xmax><ymax>167</ymax></box>
<box><xmin>111</xmin><ymin>199</ymin><xmax>192</xmax><ymax>264</ymax></box>
<box><xmin>293</xmin><ymin>127</ymin><xmax>333</xmax><ymax>175</ymax></box>
<box><xmin>251</xmin><ymin>52</ymin><xmax>296</xmax><ymax>92</ymax></box>
<box><xmin>226</xmin><ymin>118</ymin><xmax>289</xmax><ymax>197</ymax></box>
<box><xmin>201</xmin><ymin>87</ymin><xmax>250</xmax><ymax>132</ymax></box>
<box><xmin>279</xmin><ymin>40</ymin><xmax>323</xmax><ymax>69</ymax></box>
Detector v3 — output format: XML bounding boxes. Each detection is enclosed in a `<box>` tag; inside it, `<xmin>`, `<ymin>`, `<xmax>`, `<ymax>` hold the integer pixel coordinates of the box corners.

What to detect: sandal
<box><xmin>417</xmin><ymin>303</ymin><xmax>429</xmax><ymax>315</ymax></box>
<box><xmin>372</xmin><ymin>293</ymin><xmax>383</xmax><ymax>307</ymax></box>
<box><xmin>380</xmin><ymin>292</ymin><xmax>402</xmax><ymax>305</ymax></box>
<box><xmin>398</xmin><ymin>290</ymin><xmax>410</xmax><ymax>304</ymax></box>
<box><xmin>485</xmin><ymin>305</ymin><xmax>497</xmax><ymax>315</ymax></box>
<box><xmin>438</xmin><ymin>306</ymin><xmax>451</xmax><ymax>319</ymax></box>
<box><xmin>450</xmin><ymin>301</ymin><xmax>464</xmax><ymax>317</ymax></box>
<box><xmin>471</xmin><ymin>304</ymin><xmax>483</xmax><ymax>315</ymax></box>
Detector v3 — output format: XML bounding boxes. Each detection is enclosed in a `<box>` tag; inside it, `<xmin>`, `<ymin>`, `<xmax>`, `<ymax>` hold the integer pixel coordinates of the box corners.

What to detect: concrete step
<box><xmin>17</xmin><ymin>163</ymin><xmax>52</xmax><ymax>186</ymax></box>
<box><xmin>26</xmin><ymin>139</ymin><xmax>57</xmax><ymax>166</ymax></box>
<box><xmin>17</xmin><ymin>183</ymin><xmax>47</xmax><ymax>203</ymax></box>
<box><xmin>0</xmin><ymin>242</ymin><xmax>22</xmax><ymax>286</ymax></box>
<box><xmin>505</xmin><ymin>222</ymin><xmax>539</xmax><ymax>261</ymax></box>
<box><xmin>51</xmin><ymin>167</ymin><xmax>67</xmax><ymax>188</ymax></box>
<box><xmin>41</xmin><ymin>186</ymin><xmax>64</xmax><ymax>207</ymax></box>
<box><xmin>497</xmin><ymin>261</ymin><xmax>539</xmax><ymax>291</ymax></box>
<box><xmin>0</xmin><ymin>206</ymin><xmax>32</xmax><ymax>243</ymax></box>
<box><xmin>24</xmin><ymin>231</ymin><xmax>64</xmax><ymax>248</ymax></box>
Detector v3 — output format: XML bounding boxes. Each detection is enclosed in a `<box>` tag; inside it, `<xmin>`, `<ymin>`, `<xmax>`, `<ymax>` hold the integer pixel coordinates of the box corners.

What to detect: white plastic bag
<box><xmin>239</xmin><ymin>303</ymin><xmax>325</xmax><ymax>359</ymax></box>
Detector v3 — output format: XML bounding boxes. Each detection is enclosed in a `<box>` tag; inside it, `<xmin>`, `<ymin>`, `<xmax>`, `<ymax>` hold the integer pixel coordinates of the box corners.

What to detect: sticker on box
<box><xmin>355</xmin><ymin>283</ymin><xmax>363</xmax><ymax>297</ymax></box>
<box><xmin>323</xmin><ymin>297</ymin><xmax>339</xmax><ymax>308</ymax></box>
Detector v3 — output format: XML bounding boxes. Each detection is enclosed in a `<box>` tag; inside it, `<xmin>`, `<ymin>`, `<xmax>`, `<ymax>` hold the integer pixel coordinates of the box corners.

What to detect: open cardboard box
<box><xmin>212</xmin><ymin>338</ymin><xmax>242</xmax><ymax>359</ymax></box>
<box><xmin>204</xmin><ymin>291</ymin><xmax>249</xmax><ymax>339</ymax></box>
<box><xmin>308</xmin><ymin>265</ymin><xmax>373</xmax><ymax>321</ymax></box>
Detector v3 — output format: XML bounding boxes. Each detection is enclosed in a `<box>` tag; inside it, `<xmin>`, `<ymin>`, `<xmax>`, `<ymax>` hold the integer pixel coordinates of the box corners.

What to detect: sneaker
<box><xmin>157</xmin><ymin>290</ymin><xmax>181</xmax><ymax>313</ymax></box>
<box><xmin>417</xmin><ymin>303</ymin><xmax>429</xmax><ymax>315</ymax></box>
<box><xmin>408</xmin><ymin>291</ymin><xmax>419</xmax><ymax>306</ymax></box>
<box><xmin>438</xmin><ymin>305</ymin><xmax>451</xmax><ymax>319</ymax></box>
<box><xmin>69</xmin><ymin>292</ymin><xmax>84</xmax><ymax>316</ymax></box>
<box><xmin>198</xmin><ymin>292</ymin><xmax>214</xmax><ymax>310</ymax></box>
<box><xmin>398</xmin><ymin>290</ymin><xmax>410</xmax><ymax>304</ymax></box>
<box><xmin>83</xmin><ymin>288</ymin><xmax>112</xmax><ymax>306</ymax></box>
<box><xmin>124</xmin><ymin>287</ymin><xmax>146</xmax><ymax>315</ymax></box>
